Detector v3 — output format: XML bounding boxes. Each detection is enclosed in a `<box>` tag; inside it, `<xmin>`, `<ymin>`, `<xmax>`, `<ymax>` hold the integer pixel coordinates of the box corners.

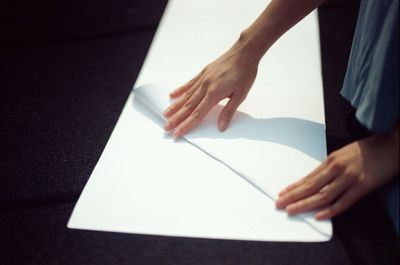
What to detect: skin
<box><xmin>276</xmin><ymin>128</ymin><xmax>399</xmax><ymax>219</ymax></box>
<box><xmin>164</xmin><ymin>0</ymin><xmax>325</xmax><ymax>136</ymax></box>
<box><xmin>163</xmin><ymin>42</ymin><xmax>258</xmax><ymax>136</ymax></box>
<box><xmin>162</xmin><ymin>0</ymin><xmax>399</xmax><ymax>220</ymax></box>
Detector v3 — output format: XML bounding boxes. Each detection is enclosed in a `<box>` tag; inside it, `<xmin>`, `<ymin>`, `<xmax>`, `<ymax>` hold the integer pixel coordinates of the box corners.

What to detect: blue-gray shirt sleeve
<box><xmin>341</xmin><ymin>0</ymin><xmax>399</xmax><ymax>133</ymax></box>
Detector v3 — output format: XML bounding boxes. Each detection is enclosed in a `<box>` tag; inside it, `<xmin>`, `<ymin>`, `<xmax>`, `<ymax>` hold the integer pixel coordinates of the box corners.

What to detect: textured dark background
<box><xmin>0</xmin><ymin>0</ymin><xmax>398</xmax><ymax>264</ymax></box>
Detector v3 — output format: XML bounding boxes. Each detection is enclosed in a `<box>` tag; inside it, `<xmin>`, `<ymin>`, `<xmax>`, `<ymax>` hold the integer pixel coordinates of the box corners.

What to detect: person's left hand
<box><xmin>276</xmin><ymin>130</ymin><xmax>399</xmax><ymax>220</ymax></box>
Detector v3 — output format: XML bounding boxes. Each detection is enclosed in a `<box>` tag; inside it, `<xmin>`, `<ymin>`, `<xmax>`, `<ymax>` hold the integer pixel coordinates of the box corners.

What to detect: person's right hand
<box><xmin>163</xmin><ymin>43</ymin><xmax>259</xmax><ymax>137</ymax></box>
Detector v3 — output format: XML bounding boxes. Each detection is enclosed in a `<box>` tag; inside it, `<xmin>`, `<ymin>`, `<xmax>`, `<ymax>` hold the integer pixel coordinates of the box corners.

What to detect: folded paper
<box><xmin>68</xmin><ymin>0</ymin><xmax>332</xmax><ymax>242</ymax></box>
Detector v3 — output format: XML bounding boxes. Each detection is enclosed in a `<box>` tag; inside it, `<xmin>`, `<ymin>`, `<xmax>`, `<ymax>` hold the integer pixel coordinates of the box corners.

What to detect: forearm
<box><xmin>234</xmin><ymin>0</ymin><xmax>325</xmax><ymax>61</ymax></box>
<box><xmin>369</xmin><ymin>122</ymin><xmax>400</xmax><ymax>178</ymax></box>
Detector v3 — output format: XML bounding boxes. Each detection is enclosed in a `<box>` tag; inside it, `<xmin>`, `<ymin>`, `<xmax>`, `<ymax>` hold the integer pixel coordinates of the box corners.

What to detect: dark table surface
<box><xmin>1</xmin><ymin>1</ymin><xmax>399</xmax><ymax>264</ymax></box>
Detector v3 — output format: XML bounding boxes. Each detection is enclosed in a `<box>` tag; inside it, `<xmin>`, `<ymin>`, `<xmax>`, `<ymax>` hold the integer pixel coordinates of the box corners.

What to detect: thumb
<box><xmin>218</xmin><ymin>94</ymin><xmax>242</xmax><ymax>132</ymax></box>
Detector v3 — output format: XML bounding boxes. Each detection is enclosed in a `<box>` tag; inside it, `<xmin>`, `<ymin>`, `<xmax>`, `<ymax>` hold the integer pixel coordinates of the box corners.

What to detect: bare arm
<box><xmin>238</xmin><ymin>0</ymin><xmax>325</xmax><ymax>61</ymax></box>
<box><xmin>277</xmin><ymin>125</ymin><xmax>399</xmax><ymax>220</ymax></box>
<box><xmin>163</xmin><ymin>0</ymin><xmax>325</xmax><ymax>137</ymax></box>
<box><xmin>164</xmin><ymin>1</ymin><xmax>400</xmax><ymax>222</ymax></box>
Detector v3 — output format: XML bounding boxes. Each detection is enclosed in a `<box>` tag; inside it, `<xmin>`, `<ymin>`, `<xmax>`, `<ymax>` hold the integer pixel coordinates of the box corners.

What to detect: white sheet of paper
<box><xmin>68</xmin><ymin>0</ymin><xmax>332</xmax><ymax>241</ymax></box>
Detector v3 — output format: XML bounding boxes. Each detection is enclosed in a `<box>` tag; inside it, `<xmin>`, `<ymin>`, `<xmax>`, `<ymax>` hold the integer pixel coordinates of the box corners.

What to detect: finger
<box><xmin>169</xmin><ymin>72</ymin><xmax>203</xmax><ymax>98</ymax></box>
<box><xmin>276</xmin><ymin>167</ymin><xmax>336</xmax><ymax>209</ymax></box>
<box><xmin>277</xmin><ymin>162</ymin><xmax>329</xmax><ymax>208</ymax></box>
<box><xmin>164</xmin><ymin>86</ymin><xmax>205</xmax><ymax>131</ymax></box>
<box><xmin>315</xmin><ymin>186</ymin><xmax>364</xmax><ymax>220</ymax></box>
<box><xmin>173</xmin><ymin>94</ymin><xmax>215</xmax><ymax>137</ymax></box>
<box><xmin>163</xmin><ymin>83</ymin><xmax>198</xmax><ymax>118</ymax></box>
<box><xmin>279</xmin><ymin>160</ymin><xmax>328</xmax><ymax>196</ymax></box>
<box><xmin>217</xmin><ymin>93</ymin><xmax>243</xmax><ymax>132</ymax></box>
<box><xmin>285</xmin><ymin>173</ymin><xmax>355</xmax><ymax>215</ymax></box>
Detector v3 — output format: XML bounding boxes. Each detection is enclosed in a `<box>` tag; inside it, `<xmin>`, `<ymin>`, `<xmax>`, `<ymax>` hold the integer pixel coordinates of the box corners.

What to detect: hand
<box><xmin>276</xmin><ymin>129</ymin><xmax>399</xmax><ymax>220</ymax></box>
<box><xmin>163</xmin><ymin>42</ymin><xmax>259</xmax><ymax>137</ymax></box>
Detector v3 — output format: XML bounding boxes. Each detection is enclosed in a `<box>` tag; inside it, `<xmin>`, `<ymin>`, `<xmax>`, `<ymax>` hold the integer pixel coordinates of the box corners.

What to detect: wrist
<box><xmin>232</xmin><ymin>29</ymin><xmax>268</xmax><ymax>63</ymax></box>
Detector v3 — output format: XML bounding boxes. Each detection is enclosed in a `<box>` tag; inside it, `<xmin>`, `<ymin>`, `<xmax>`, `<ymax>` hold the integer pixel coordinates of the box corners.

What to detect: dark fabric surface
<box><xmin>1</xmin><ymin>0</ymin><xmax>399</xmax><ymax>264</ymax></box>
<box><xmin>0</xmin><ymin>203</ymin><xmax>352</xmax><ymax>265</ymax></box>
<box><xmin>319</xmin><ymin>2</ymin><xmax>373</xmax><ymax>149</ymax></box>
<box><xmin>0</xmin><ymin>195</ymin><xmax>398</xmax><ymax>265</ymax></box>
<box><xmin>0</xmin><ymin>0</ymin><xmax>165</xmax><ymax>46</ymax></box>
<box><xmin>0</xmin><ymin>33</ymin><xmax>156</xmax><ymax>207</ymax></box>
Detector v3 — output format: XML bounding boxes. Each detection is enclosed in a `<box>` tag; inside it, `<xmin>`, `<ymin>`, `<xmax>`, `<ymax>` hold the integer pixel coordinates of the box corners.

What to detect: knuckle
<box><xmin>182</xmin><ymin>92</ymin><xmax>192</xmax><ymax>101</ymax></box>
<box><xmin>326</xmin><ymin>153</ymin><xmax>337</xmax><ymax>165</ymax></box>
<box><xmin>193</xmin><ymin>87</ymin><xmax>203</xmax><ymax>98</ymax></box>
<box><xmin>203</xmin><ymin>94</ymin><xmax>213</xmax><ymax>106</ymax></box>
<box><xmin>319</xmin><ymin>191</ymin><xmax>332</xmax><ymax>204</ymax></box>
<box><xmin>330</xmin><ymin>160</ymin><xmax>345</xmax><ymax>172</ymax></box>
<box><xmin>343</xmin><ymin>169</ymin><xmax>357</xmax><ymax>181</ymax></box>
<box><xmin>357</xmin><ymin>175</ymin><xmax>372</xmax><ymax>189</ymax></box>
<box><xmin>205</xmin><ymin>87</ymin><xmax>216</xmax><ymax>98</ymax></box>
<box><xmin>326</xmin><ymin>152</ymin><xmax>344</xmax><ymax>172</ymax></box>
<box><xmin>183</xmin><ymin>101</ymin><xmax>193</xmax><ymax>110</ymax></box>
<box><xmin>303</xmin><ymin>183</ymin><xmax>315</xmax><ymax>193</ymax></box>
<box><xmin>202</xmin><ymin>77</ymin><xmax>211</xmax><ymax>88</ymax></box>
<box><xmin>190</xmin><ymin>111</ymin><xmax>201</xmax><ymax>121</ymax></box>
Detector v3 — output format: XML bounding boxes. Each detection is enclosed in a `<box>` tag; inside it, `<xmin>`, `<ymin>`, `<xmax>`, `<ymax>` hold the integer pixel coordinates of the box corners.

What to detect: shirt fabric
<box><xmin>341</xmin><ymin>0</ymin><xmax>399</xmax><ymax>133</ymax></box>
<box><xmin>340</xmin><ymin>0</ymin><xmax>399</xmax><ymax>237</ymax></box>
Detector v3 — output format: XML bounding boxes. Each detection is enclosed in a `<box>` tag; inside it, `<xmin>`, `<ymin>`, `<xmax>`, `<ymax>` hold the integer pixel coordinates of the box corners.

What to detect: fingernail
<box><xmin>315</xmin><ymin>211</ymin><xmax>327</xmax><ymax>220</ymax></box>
<box><xmin>286</xmin><ymin>204</ymin><xmax>296</xmax><ymax>213</ymax></box>
<box><xmin>275</xmin><ymin>199</ymin><xmax>284</xmax><ymax>208</ymax></box>
<box><xmin>163</xmin><ymin>108</ymin><xmax>170</xmax><ymax>116</ymax></box>
<box><xmin>164</xmin><ymin>121</ymin><xmax>171</xmax><ymax>130</ymax></box>
<box><xmin>218</xmin><ymin>120</ymin><xmax>228</xmax><ymax>132</ymax></box>
<box><xmin>173</xmin><ymin>129</ymin><xmax>181</xmax><ymax>137</ymax></box>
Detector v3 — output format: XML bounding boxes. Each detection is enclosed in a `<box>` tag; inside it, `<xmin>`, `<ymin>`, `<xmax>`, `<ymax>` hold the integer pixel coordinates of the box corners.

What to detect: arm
<box><xmin>276</xmin><ymin>125</ymin><xmax>399</xmax><ymax>220</ymax></box>
<box><xmin>237</xmin><ymin>0</ymin><xmax>325</xmax><ymax>61</ymax></box>
<box><xmin>163</xmin><ymin>0</ymin><xmax>325</xmax><ymax>137</ymax></box>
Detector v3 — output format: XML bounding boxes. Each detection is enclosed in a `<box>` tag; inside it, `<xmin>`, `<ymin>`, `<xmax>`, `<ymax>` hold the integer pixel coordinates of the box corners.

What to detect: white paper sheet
<box><xmin>134</xmin><ymin>83</ymin><xmax>331</xmax><ymax>237</ymax></box>
<box><xmin>68</xmin><ymin>0</ymin><xmax>332</xmax><ymax>241</ymax></box>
